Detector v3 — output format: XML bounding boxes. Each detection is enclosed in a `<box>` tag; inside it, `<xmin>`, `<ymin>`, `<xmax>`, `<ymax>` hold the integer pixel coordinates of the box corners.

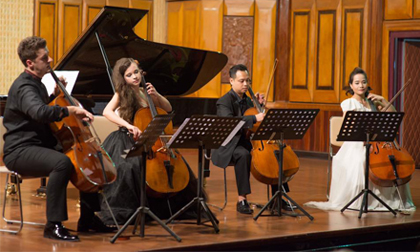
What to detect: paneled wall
<box><xmin>24</xmin><ymin>0</ymin><xmax>420</xmax><ymax>155</ymax></box>
<box><xmin>382</xmin><ymin>0</ymin><xmax>420</xmax><ymax>99</ymax></box>
<box><xmin>34</xmin><ymin>0</ymin><xmax>153</xmax><ymax>65</ymax></box>
<box><xmin>384</xmin><ymin>0</ymin><xmax>420</xmax><ymax>20</ymax></box>
<box><xmin>272</xmin><ymin>0</ymin><xmax>375</xmax><ymax>153</ymax></box>
<box><xmin>288</xmin><ymin>0</ymin><xmax>371</xmax><ymax>104</ymax></box>
<box><xmin>167</xmin><ymin>0</ymin><xmax>277</xmax><ymax>100</ymax></box>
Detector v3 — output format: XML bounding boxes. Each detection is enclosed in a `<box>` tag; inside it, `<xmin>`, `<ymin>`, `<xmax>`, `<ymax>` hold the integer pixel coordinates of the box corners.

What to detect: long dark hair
<box><xmin>112</xmin><ymin>57</ymin><xmax>147</xmax><ymax>123</ymax></box>
<box><xmin>345</xmin><ymin>67</ymin><xmax>372</xmax><ymax>96</ymax></box>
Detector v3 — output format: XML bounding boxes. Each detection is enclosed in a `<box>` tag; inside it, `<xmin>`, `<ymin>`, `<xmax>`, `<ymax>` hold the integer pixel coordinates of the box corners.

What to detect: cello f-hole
<box><xmin>258</xmin><ymin>140</ymin><xmax>264</xmax><ymax>151</ymax></box>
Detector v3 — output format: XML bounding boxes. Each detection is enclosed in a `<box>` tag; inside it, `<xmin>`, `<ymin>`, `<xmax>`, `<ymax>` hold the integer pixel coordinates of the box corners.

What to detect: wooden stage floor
<box><xmin>1</xmin><ymin>150</ymin><xmax>420</xmax><ymax>251</ymax></box>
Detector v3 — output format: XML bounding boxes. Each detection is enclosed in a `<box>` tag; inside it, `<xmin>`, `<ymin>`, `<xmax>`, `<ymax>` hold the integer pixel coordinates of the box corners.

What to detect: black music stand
<box><xmin>110</xmin><ymin>114</ymin><xmax>181</xmax><ymax>243</ymax></box>
<box><xmin>165</xmin><ymin>115</ymin><xmax>245</xmax><ymax>233</ymax></box>
<box><xmin>338</xmin><ymin>111</ymin><xmax>403</xmax><ymax>218</ymax></box>
<box><xmin>253</xmin><ymin>109</ymin><xmax>319</xmax><ymax>221</ymax></box>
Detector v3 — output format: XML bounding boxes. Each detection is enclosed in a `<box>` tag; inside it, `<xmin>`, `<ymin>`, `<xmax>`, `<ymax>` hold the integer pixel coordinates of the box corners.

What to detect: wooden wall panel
<box><xmin>183</xmin><ymin>2</ymin><xmax>202</xmax><ymax>50</ymax></box>
<box><xmin>167</xmin><ymin>2</ymin><xmax>184</xmax><ymax>46</ymax></box>
<box><xmin>130</xmin><ymin>1</ymin><xmax>152</xmax><ymax>40</ymax></box>
<box><xmin>415</xmin><ymin>0</ymin><xmax>420</xmax><ymax>18</ymax></box>
<box><xmin>367</xmin><ymin>0</ymin><xmax>384</xmax><ymax>97</ymax></box>
<box><xmin>106</xmin><ymin>0</ymin><xmax>128</xmax><ymax>7</ymax></box>
<box><xmin>182</xmin><ymin>1</ymin><xmax>201</xmax><ymax>98</ymax></box>
<box><xmin>58</xmin><ymin>0</ymin><xmax>82</xmax><ymax>59</ymax></box>
<box><xmin>275</xmin><ymin>0</ymin><xmax>291</xmax><ymax>102</ymax></box>
<box><xmin>35</xmin><ymin>0</ymin><xmax>58</xmax><ymax>64</ymax></box>
<box><xmin>309</xmin><ymin>0</ymin><xmax>341</xmax><ymax>103</ymax></box>
<box><xmin>197</xmin><ymin>0</ymin><xmax>223</xmax><ymax>98</ymax></box>
<box><xmin>153</xmin><ymin>0</ymin><xmax>167</xmax><ymax>43</ymax></box>
<box><xmin>251</xmin><ymin>0</ymin><xmax>277</xmax><ymax>101</ymax></box>
<box><xmin>167</xmin><ymin>1</ymin><xmax>202</xmax><ymax>97</ymax></box>
<box><xmin>340</xmin><ymin>9</ymin><xmax>364</xmax><ymax>100</ymax></box>
<box><xmin>316</xmin><ymin>12</ymin><xmax>335</xmax><ymax>91</ymax></box>
<box><xmin>384</xmin><ymin>0</ymin><xmax>413</xmax><ymax>20</ymax></box>
<box><xmin>341</xmin><ymin>0</ymin><xmax>371</xmax><ymax>100</ymax></box>
<box><xmin>290</xmin><ymin>5</ymin><xmax>313</xmax><ymax>102</ymax></box>
<box><xmin>82</xmin><ymin>0</ymin><xmax>104</xmax><ymax>29</ymax></box>
<box><xmin>313</xmin><ymin>10</ymin><xmax>338</xmax><ymax>103</ymax></box>
<box><xmin>224</xmin><ymin>0</ymin><xmax>254</xmax><ymax>16</ymax></box>
<box><xmin>288</xmin><ymin>0</ymin><xmax>371</xmax><ymax>104</ymax></box>
<box><xmin>167</xmin><ymin>0</ymin><xmax>276</xmax><ymax>99</ymax></box>
<box><xmin>35</xmin><ymin>0</ymin><xmax>153</xmax><ymax>69</ymax></box>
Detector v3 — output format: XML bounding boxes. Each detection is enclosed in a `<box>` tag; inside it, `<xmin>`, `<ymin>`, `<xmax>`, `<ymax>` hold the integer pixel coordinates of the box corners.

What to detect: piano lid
<box><xmin>54</xmin><ymin>6</ymin><xmax>228</xmax><ymax>97</ymax></box>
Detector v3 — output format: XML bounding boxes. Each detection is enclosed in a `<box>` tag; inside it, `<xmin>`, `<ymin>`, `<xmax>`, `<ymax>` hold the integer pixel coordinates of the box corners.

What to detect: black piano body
<box><xmin>53</xmin><ymin>6</ymin><xmax>227</xmax><ymax>125</ymax></box>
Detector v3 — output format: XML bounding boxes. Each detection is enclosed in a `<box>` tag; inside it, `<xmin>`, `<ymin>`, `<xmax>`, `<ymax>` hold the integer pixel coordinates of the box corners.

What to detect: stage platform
<box><xmin>1</xmin><ymin>150</ymin><xmax>419</xmax><ymax>251</ymax></box>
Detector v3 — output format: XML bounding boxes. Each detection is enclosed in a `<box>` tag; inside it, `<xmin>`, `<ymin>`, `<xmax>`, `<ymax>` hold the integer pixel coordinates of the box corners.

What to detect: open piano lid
<box><xmin>54</xmin><ymin>6</ymin><xmax>228</xmax><ymax>97</ymax></box>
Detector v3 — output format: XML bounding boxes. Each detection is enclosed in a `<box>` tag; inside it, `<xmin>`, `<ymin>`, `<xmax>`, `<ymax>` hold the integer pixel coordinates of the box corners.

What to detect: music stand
<box><xmin>338</xmin><ymin>111</ymin><xmax>403</xmax><ymax>218</ymax></box>
<box><xmin>165</xmin><ymin>115</ymin><xmax>245</xmax><ymax>233</ymax></box>
<box><xmin>253</xmin><ymin>109</ymin><xmax>319</xmax><ymax>221</ymax></box>
<box><xmin>110</xmin><ymin>114</ymin><xmax>182</xmax><ymax>243</ymax></box>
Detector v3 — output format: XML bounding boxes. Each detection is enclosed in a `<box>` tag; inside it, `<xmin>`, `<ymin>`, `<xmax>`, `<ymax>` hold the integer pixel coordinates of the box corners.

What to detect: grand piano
<box><xmin>54</xmin><ymin>6</ymin><xmax>228</xmax><ymax>125</ymax></box>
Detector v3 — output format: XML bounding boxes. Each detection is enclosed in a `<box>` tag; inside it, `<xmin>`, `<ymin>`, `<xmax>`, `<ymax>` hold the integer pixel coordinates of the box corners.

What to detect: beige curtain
<box><xmin>0</xmin><ymin>0</ymin><xmax>33</xmax><ymax>95</ymax></box>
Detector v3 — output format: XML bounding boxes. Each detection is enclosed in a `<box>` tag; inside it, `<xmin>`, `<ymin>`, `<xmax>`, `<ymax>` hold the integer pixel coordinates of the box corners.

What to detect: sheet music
<box><xmin>221</xmin><ymin>121</ymin><xmax>245</xmax><ymax>147</ymax></box>
<box><xmin>41</xmin><ymin>71</ymin><xmax>79</xmax><ymax>95</ymax></box>
<box><xmin>167</xmin><ymin>118</ymin><xmax>190</xmax><ymax>146</ymax></box>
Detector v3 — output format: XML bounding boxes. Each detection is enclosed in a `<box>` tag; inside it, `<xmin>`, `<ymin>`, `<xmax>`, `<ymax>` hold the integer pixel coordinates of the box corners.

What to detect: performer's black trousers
<box><xmin>4</xmin><ymin>146</ymin><xmax>100</xmax><ymax>223</ymax></box>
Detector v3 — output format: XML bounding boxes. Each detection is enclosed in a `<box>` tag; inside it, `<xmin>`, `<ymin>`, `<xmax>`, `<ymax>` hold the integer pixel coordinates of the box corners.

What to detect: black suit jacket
<box><xmin>3</xmin><ymin>71</ymin><xmax>68</xmax><ymax>157</ymax></box>
<box><xmin>211</xmin><ymin>89</ymin><xmax>256</xmax><ymax>168</ymax></box>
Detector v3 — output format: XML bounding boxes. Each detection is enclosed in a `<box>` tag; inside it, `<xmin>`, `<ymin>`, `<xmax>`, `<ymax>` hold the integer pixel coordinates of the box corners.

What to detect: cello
<box><xmin>368</xmin><ymin>80</ymin><xmax>415</xmax><ymax>187</ymax></box>
<box><xmin>48</xmin><ymin>68</ymin><xmax>117</xmax><ymax>193</ymax></box>
<box><xmin>133</xmin><ymin>75</ymin><xmax>189</xmax><ymax>197</ymax></box>
<box><xmin>244</xmin><ymin>60</ymin><xmax>299</xmax><ymax>184</ymax></box>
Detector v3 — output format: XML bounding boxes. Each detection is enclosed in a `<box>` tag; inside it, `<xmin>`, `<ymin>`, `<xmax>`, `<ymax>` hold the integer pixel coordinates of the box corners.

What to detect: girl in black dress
<box><xmin>99</xmin><ymin>57</ymin><xmax>201</xmax><ymax>224</ymax></box>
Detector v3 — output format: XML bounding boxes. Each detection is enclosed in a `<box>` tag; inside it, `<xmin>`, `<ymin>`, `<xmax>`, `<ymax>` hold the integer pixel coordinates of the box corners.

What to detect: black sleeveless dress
<box><xmin>99</xmin><ymin>127</ymin><xmax>204</xmax><ymax>224</ymax></box>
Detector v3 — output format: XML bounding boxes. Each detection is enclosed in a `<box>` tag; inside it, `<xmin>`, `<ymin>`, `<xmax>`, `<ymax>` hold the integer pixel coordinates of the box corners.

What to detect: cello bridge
<box><xmin>156</xmin><ymin>146</ymin><xmax>167</xmax><ymax>153</ymax></box>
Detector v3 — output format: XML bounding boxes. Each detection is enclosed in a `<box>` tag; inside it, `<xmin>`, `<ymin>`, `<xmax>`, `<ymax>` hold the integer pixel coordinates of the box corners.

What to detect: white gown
<box><xmin>305</xmin><ymin>98</ymin><xmax>416</xmax><ymax>211</ymax></box>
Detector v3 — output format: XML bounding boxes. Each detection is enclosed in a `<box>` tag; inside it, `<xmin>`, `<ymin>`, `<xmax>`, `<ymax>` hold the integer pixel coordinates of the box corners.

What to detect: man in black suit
<box><xmin>3</xmin><ymin>36</ymin><xmax>114</xmax><ymax>241</ymax></box>
<box><xmin>211</xmin><ymin>64</ymin><xmax>265</xmax><ymax>214</ymax></box>
<box><xmin>211</xmin><ymin>64</ymin><xmax>295</xmax><ymax>215</ymax></box>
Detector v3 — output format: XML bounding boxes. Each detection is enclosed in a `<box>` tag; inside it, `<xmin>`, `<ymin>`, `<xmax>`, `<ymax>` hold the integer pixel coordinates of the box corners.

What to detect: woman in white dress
<box><xmin>305</xmin><ymin>67</ymin><xmax>415</xmax><ymax>211</ymax></box>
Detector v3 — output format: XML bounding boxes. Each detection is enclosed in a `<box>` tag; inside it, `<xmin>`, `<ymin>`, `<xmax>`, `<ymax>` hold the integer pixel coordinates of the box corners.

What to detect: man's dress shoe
<box><xmin>77</xmin><ymin>215</ymin><xmax>117</xmax><ymax>233</ymax></box>
<box><xmin>44</xmin><ymin>223</ymin><xmax>80</xmax><ymax>242</ymax></box>
<box><xmin>237</xmin><ymin>200</ymin><xmax>253</xmax><ymax>214</ymax></box>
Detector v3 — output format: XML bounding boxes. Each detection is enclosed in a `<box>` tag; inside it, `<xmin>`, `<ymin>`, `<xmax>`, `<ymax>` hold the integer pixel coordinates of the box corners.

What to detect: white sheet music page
<box><xmin>41</xmin><ymin>71</ymin><xmax>79</xmax><ymax>95</ymax></box>
<box><xmin>167</xmin><ymin>118</ymin><xmax>191</xmax><ymax>147</ymax></box>
<box><xmin>222</xmin><ymin>120</ymin><xmax>245</xmax><ymax>147</ymax></box>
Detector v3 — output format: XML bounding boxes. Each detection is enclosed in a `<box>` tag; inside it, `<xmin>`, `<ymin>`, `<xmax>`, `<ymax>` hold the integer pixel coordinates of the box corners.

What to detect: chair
<box><xmin>90</xmin><ymin>115</ymin><xmax>119</xmax><ymax>143</ymax></box>
<box><xmin>206</xmin><ymin>156</ymin><xmax>229</xmax><ymax>211</ymax></box>
<box><xmin>0</xmin><ymin>167</ymin><xmax>46</xmax><ymax>234</ymax></box>
<box><xmin>327</xmin><ymin>116</ymin><xmax>344</xmax><ymax>199</ymax></box>
<box><xmin>0</xmin><ymin>117</ymin><xmax>45</xmax><ymax>234</ymax></box>
<box><xmin>206</xmin><ymin>158</ymin><xmax>269</xmax><ymax>211</ymax></box>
